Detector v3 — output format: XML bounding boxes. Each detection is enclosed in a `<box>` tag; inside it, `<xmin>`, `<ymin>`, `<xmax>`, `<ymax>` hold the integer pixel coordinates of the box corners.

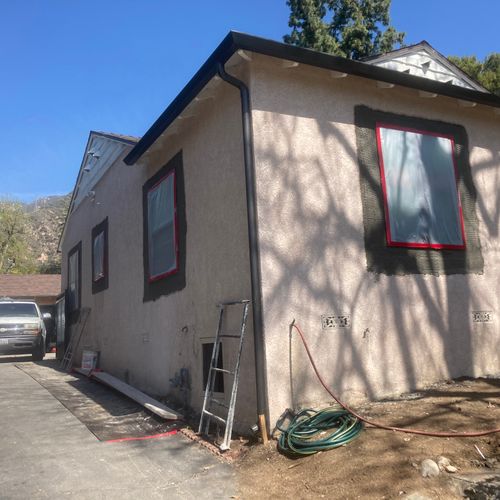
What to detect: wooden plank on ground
<box><xmin>87</xmin><ymin>370</ymin><xmax>182</xmax><ymax>420</ymax></box>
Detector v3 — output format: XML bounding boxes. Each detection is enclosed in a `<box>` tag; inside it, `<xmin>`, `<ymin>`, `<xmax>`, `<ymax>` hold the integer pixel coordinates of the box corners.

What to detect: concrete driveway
<box><xmin>0</xmin><ymin>356</ymin><xmax>235</xmax><ymax>499</ymax></box>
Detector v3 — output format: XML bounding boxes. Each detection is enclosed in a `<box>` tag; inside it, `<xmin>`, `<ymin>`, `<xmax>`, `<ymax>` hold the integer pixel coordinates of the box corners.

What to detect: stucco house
<box><xmin>60</xmin><ymin>33</ymin><xmax>500</xmax><ymax>436</ymax></box>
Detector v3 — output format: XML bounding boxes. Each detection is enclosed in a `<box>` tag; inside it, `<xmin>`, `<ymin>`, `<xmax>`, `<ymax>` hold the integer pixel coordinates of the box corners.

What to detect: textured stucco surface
<box><xmin>249</xmin><ymin>56</ymin><xmax>500</xmax><ymax>427</ymax></box>
<box><xmin>61</xmin><ymin>53</ymin><xmax>500</xmax><ymax>433</ymax></box>
<box><xmin>61</xmin><ymin>81</ymin><xmax>256</xmax><ymax>430</ymax></box>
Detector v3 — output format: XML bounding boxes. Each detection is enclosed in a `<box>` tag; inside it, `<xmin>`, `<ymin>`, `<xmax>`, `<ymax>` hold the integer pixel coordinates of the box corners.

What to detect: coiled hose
<box><xmin>292</xmin><ymin>321</ymin><xmax>500</xmax><ymax>438</ymax></box>
<box><xmin>277</xmin><ymin>407</ymin><xmax>363</xmax><ymax>456</ymax></box>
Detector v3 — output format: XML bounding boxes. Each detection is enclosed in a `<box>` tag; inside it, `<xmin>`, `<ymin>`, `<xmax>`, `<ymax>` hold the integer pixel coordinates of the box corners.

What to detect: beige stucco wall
<box><xmin>249</xmin><ymin>56</ymin><xmax>500</xmax><ymax>427</ymax></box>
<box><xmin>61</xmin><ymin>80</ymin><xmax>256</xmax><ymax>430</ymax></box>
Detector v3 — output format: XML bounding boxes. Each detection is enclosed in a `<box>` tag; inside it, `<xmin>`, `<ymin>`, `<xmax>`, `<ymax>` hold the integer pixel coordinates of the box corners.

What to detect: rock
<box><xmin>421</xmin><ymin>459</ymin><xmax>440</xmax><ymax>478</ymax></box>
<box><xmin>451</xmin><ymin>471</ymin><xmax>500</xmax><ymax>499</ymax></box>
<box><xmin>445</xmin><ymin>465</ymin><xmax>458</xmax><ymax>473</ymax></box>
<box><xmin>437</xmin><ymin>456</ymin><xmax>451</xmax><ymax>471</ymax></box>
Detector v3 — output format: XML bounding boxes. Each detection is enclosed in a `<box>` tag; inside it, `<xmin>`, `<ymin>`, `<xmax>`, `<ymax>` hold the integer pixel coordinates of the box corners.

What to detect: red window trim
<box><xmin>147</xmin><ymin>169</ymin><xmax>179</xmax><ymax>282</ymax></box>
<box><xmin>376</xmin><ymin>122</ymin><xmax>466</xmax><ymax>250</ymax></box>
<box><xmin>92</xmin><ymin>230</ymin><xmax>106</xmax><ymax>283</ymax></box>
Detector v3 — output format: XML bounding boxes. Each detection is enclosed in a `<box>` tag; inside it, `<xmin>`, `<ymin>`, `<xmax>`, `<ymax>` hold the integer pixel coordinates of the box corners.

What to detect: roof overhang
<box><xmin>57</xmin><ymin>131</ymin><xmax>139</xmax><ymax>252</ymax></box>
<box><xmin>362</xmin><ymin>40</ymin><xmax>490</xmax><ymax>93</ymax></box>
<box><xmin>124</xmin><ymin>31</ymin><xmax>500</xmax><ymax>166</ymax></box>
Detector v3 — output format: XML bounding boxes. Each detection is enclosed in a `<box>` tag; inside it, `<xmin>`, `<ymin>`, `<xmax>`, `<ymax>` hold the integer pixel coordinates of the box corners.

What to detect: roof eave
<box><xmin>124</xmin><ymin>32</ymin><xmax>500</xmax><ymax>165</ymax></box>
<box><xmin>58</xmin><ymin>131</ymin><xmax>138</xmax><ymax>253</ymax></box>
<box><xmin>57</xmin><ymin>132</ymin><xmax>94</xmax><ymax>253</ymax></box>
<box><xmin>124</xmin><ymin>32</ymin><xmax>238</xmax><ymax>165</ymax></box>
<box><xmin>91</xmin><ymin>131</ymin><xmax>140</xmax><ymax>146</ymax></box>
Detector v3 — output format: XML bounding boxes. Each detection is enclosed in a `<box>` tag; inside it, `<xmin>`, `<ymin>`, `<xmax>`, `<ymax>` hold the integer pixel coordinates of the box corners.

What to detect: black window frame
<box><xmin>67</xmin><ymin>241</ymin><xmax>82</xmax><ymax>313</ymax></box>
<box><xmin>142</xmin><ymin>151</ymin><xmax>186</xmax><ymax>302</ymax></box>
<box><xmin>91</xmin><ymin>217</ymin><xmax>109</xmax><ymax>294</ymax></box>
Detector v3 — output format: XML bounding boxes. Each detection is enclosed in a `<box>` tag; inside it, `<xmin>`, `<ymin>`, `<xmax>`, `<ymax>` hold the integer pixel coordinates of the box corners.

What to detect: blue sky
<box><xmin>1</xmin><ymin>0</ymin><xmax>498</xmax><ymax>202</ymax></box>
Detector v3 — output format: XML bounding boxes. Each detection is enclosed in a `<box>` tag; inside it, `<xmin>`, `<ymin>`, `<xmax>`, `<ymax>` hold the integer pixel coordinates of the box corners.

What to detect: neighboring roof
<box><xmin>124</xmin><ymin>32</ymin><xmax>500</xmax><ymax>165</ymax></box>
<box><xmin>0</xmin><ymin>274</ymin><xmax>61</xmax><ymax>298</ymax></box>
<box><xmin>58</xmin><ymin>131</ymin><xmax>140</xmax><ymax>252</ymax></box>
<box><xmin>362</xmin><ymin>41</ymin><xmax>488</xmax><ymax>92</ymax></box>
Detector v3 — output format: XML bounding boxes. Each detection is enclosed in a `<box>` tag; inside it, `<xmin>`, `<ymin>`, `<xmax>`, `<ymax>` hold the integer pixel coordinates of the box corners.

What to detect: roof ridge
<box><xmin>91</xmin><ymin>131</ymin><xmax>141</xmax><ymax>144</ymax></box>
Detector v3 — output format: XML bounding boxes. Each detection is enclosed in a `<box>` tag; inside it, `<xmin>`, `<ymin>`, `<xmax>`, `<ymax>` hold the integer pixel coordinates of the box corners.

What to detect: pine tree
<box><xmin>449</xmin><ymin>53</ymin><xmax>500</xmax><ymax>95</ymax></box>
<box><xmin>284</xmin><ymin>0</ymin><xmax>405</xmax><ymax>60</ymax></box>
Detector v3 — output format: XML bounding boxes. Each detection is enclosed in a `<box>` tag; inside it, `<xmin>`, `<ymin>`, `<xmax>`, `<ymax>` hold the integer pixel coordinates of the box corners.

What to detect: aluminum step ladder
<box><xmin>198</xmin><ymin>300</ymin><xmax>250</xmax><ymax>451</ymax></box>
<box><xmin>61</xmin><ymin>307</ymin><xmax>90</xmax><ymax>372</ymax></box>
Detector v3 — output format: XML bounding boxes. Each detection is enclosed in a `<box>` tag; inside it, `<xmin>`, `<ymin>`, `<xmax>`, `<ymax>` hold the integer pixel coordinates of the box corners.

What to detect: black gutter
<box><xmin>124</xmin><ymin>31</ymin><xmax>500</xmax><ymax>165</ymax></box>
<box><xmin>216</xmin><ymin>63</ymin><xmax>269</xmax><ymax>442</ymax></box>
<box><xmin>231</xmin><ymin>32</ymin><xmax>500</xmax><ymax>106</ymax></box>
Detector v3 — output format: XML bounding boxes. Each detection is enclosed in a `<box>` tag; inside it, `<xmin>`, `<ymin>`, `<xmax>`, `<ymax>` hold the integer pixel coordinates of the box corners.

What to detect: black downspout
<box><xmin>217</xmin><ymin>62</ymin><xmax>269</xmax><ymax>442</ymax></box>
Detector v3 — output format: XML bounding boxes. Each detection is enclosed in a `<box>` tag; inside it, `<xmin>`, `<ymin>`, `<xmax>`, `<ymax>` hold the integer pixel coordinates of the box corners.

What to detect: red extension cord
<box><xmin>292</xmin><ymin>321</ymin><xmax>500</xmax><ymax>437</ymax></box>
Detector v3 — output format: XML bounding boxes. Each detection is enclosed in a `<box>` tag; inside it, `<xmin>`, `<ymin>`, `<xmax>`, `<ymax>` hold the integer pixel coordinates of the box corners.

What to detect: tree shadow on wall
<box><xmin>255</xmin><ymin>109</ymin><xmax>500</xmax><ymax>413</ymax></box>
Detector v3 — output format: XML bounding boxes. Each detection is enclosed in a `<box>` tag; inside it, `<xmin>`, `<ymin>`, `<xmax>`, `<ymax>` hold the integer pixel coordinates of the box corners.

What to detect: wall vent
<box><xmin>321</xmin><ymin>314</ymin><xmax>351</xmax><ymax>329</ymax></box>
<box><xmin>472</xmin><ymin>311</ymin><xmax>493</xmax><ymax>323</ymax></box>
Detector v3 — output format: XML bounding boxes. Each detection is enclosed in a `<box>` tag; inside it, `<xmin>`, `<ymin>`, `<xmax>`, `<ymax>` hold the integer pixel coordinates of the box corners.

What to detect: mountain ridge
<box><xmin>0</xmin><ymin>194</ymin><xmax>71</xmax><ymax>274</ymax></box>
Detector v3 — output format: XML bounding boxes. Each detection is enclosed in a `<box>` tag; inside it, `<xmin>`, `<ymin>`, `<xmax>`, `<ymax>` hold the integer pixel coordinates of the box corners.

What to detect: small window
<box><xmin>376</xmin><ymin>124</ymin><xmax>465</xmax><ymax>249</ymax></box>
<box><xmin>91</xmin><ymin>218</ymin><xmax>108</xmax><ymax>294</ymax></box>
<box><xmin>147</xmin><ymin>171</ymin><xmax>178</xmax><ymax>281</ymax></box>
<box><xmin>93</xmin><ymin>232</ymin><xmax>105</xmax><ymax>281</ymax></box>
<box><xmin>67</xmin><ymin>242</ymin><xmax>81</xmax><ymax>312</ymax></box>
<box><xmin>202</xmin><ymin>343</ymin><xmax>224</xmax><ymax>393</ymax></box>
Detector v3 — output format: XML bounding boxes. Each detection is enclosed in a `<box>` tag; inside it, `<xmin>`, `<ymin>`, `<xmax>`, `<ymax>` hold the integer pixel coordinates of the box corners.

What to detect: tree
<box><xmin>448</xmin><ymin>53</ymin><xmax>500</xmax><ymax>95</ymax></box>
<box><xmin>0</xmin><ymin>201</ymin><xmax>36</xmax><ymax>274</ymax></box>
<box><xmin>284</xmin><ymin>0</ymin><xmax>405</xmax><ymax>59</ymax></box>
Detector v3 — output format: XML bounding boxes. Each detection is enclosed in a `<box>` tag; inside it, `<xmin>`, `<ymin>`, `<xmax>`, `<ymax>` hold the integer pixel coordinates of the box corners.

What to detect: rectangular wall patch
<box><xmin>321</xmin><ymin>314</ymin><xmax>351</xmax><ymax>329</ymax></box>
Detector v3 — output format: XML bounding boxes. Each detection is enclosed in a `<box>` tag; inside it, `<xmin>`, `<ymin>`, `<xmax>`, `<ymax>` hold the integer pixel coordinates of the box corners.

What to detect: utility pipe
<box><xmin>217</xmin><ymin>63</ymin><xmax>269</xmax><ymax>444</ymax></box>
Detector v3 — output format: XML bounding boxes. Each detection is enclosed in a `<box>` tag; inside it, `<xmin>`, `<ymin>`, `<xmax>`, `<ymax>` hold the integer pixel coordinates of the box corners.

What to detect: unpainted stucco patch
<box><xmin>354</xmin><ymin>105</ymin><xmax>484</xmax><ymax>275</ymax></box>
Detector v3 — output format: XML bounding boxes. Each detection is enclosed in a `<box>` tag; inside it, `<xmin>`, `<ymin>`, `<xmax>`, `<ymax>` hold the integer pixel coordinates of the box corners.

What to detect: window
<box><xmin>67</xmin><ymin>242</ymin><xmax>81</xmax><ymax>312</ymax></box>
<box><xmin>93</xmin><ymin>232</ymin><xmax>105</xmax><ymax>280</ymax></box>
<box><xmin>142</xmin><ymin>151</ymin><xmax>186</xmax><ymax>301</ymax></box>
<box><xmin>0</xmin><ymin>303</ymin><xmax>38</xmax><ymax>317</ymax></box>
<box><xmin>354</xmin><ymin>105</ymin><xmax>483</xmax><ymax>276</ymax></box>
<box><xmin>376</xmin><ymin>124</ymin><xmax>465</xmax><ymax>250</ymax></box>
<box><xmin>91</xmin><ymin>217</ymin><xmax>108</xmax><ymax>294</ymax></box>
<box><xmin>147</xmin><ymin>171</ymin><xmax>178</xmax><ymax>281</ymax></box>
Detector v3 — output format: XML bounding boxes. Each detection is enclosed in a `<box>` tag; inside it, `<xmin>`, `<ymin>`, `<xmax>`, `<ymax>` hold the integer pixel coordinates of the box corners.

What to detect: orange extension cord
<box><xmin>292</xmin><ymin>321</ymin><xmax>500</xmax><ymax>437</ymax></box>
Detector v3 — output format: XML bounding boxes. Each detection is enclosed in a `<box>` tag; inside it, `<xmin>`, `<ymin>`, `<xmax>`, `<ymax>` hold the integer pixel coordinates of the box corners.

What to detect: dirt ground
<box><xmin>235</xmin><ymin>377</ymin><xmax>499</xmax><ymax>499</ymax></box>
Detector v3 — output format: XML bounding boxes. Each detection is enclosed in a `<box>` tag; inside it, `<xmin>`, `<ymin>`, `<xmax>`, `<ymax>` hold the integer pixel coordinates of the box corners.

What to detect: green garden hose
<box><xmin>277</xmin><ymin>407</ymin><xmax>363</xmax><ymax>456</ymax></box>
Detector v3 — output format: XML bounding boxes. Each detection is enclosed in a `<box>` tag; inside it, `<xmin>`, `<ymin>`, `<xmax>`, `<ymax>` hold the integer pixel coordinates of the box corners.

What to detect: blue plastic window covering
<box><xmin>93</xmin><ymin>231</ymin><xmax>105</xmax><ymax>281</ymax></box>
<box><xmin>377</xmin><ymin>126</ymin><xmax>464</xmax><ymax>247</ymax></box>
<box><xmin>147</xmin><ymin>172</ymin><xmax>176</xmax><ymax>279</ymax></box>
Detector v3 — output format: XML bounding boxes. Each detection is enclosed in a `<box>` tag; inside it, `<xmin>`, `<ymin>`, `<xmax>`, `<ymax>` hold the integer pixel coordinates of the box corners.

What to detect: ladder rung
<box><xmin>210</xmin><ymin>398</ymin><xmax>229</xmax><ymax>409</ymax></box>
<box><xmin>202</xmin><ymin>410</ymin><xmax>227</xmax><ymax>425</ymax></box>
<box><xmin>218</xmin><ymin>300</ymin><xmax>250</xmax><ymax>307</ymax></box>
<box><xmin>211</xmin><ymin>367</ymin><xmax>233</xmax><ymax>374</ymax></box>
<box><xmin>219</xmin><ymin>335</ymin><xmax>241</xmax><ymax>339</ymax></box>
